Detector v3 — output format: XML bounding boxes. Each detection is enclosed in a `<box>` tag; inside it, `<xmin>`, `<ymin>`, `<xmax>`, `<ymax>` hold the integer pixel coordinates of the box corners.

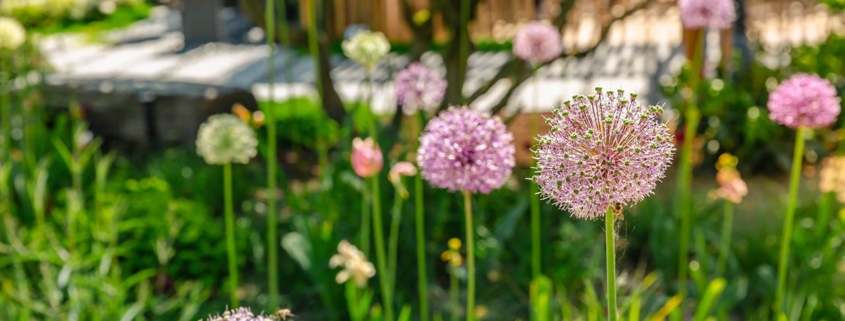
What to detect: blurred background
<box><xmin>2</xmin><ymin>0</ymin><xmax>845</xmax><ymax>320</ymax></box>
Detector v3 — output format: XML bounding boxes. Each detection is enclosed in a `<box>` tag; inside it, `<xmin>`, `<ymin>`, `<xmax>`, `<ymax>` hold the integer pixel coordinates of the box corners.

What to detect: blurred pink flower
<box><xmin>352</xmin><ymin>137</ymin><xmax>383</xmax><ymax>178</ymax></box>
<box><xmin>679</xmin><ymin>0</ymin><xmax>736</xmax><ymax>30</ymax></box>
<box><xmin>513</xmin><ymin>21</ymin><xmax>562</xmax><ymax>64</ymax></box>
<box><xmin>389</xmin><ymin>162</ymin><xmax>417</xmax><ymax>184</ymax></box>
<box><xmin>715</xmin><ymin>169</ymin><xmax>748</xmax><ymax>204</ymax></box>
<box><xmin>767</xmin><ymin>73</ymin><xmax>841</xmax><ymax>129</ymax></box>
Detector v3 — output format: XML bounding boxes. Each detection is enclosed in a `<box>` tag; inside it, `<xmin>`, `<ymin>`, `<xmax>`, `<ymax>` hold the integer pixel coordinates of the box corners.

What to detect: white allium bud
<box><xmin>196</xmin><ymin>114</ymin><xmax>258</xmax><ymax>165</ymax></box>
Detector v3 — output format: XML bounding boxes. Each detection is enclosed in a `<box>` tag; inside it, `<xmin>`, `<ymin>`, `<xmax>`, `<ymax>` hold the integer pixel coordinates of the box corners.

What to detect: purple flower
<box><xmin>767</xmin><ymin>73</ymin><xmax>841</xmax><ymax>129</ymax></box>
<box><xmin>417</xmin><ymin>108</ymin><xmax>515</xmax><ymax>194</ymax></box>
<box><xmin>533</xmin><ymin>89</ymin><xmax>675</xmax><ymax>219</ymax></box>
<box><xmin>395</xmin><ymin>63</ymin><xmax>447</xmax><ymax>115</ymax></box>
<box><xmin>513</xmin><ymin>22</ymin><xmax>562</xmax><ymax>64</ymax></box>
<box><xmin>679</xmin><ymin>0</ymin><xmax>736</xmax><ymax>30</ymax></box>
<box><xmin>202</xmin><ymin>307</ymin><xmax>278</xmax><ymax>321</ymax></box>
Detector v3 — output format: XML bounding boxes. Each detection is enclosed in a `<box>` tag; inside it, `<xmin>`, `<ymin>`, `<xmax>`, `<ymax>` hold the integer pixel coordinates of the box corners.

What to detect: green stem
<box><xmin>265</xmin><ymin>0</ymin><xmax>280</xmax><ymax>310</ymax></box>
<box><xmin>414</xmin><ymin>113</ymin><xmax>430</xmax><ymax>321</ymax></box>
<box><xmin>1</xmin><ymin>54</ymin><xmax>10</xmax><ymax>166</ymax></box>
<box><xmin>677</xmin><ymin>29</ymin><xmax>705</xmax><ymax>296</ymax></box>
<box><xmin>815</xmin><ymin>192</ymin><xmax>833</xmax><ymax>236</ymax></box>
<box><xmin>605</xmin><ymin>206</ymin><xmax>617</xmax><ymax>321</ymax></box>
<box><xmin>224</xmin><ymin>163</ymin><xmax>240</xmax><ymax>308</ymax></box>
<box><xmin>775</xmin><ymin>127</ymin><xmax>806</xmax><ymax>315</ymax></box>
<box><xmin>462</xmin><ymin>190</ymin><xmax>476</xmax><ymax>321</ymax></box>
<box><xmin>450</xmin><ymin>269</ymin><xmax>459</xmax><ymax>321</ymax></box>
<box><xmin>306</xmin><ymin>0</ymin><xmax>323</xmax><ymax>97</ymax></box>
<box><xmin>388</xmin><ymin>190</ymin><xmax>403</xmax><ymax>288</ymax></box>
<box><xmin>371</xmin><ymin>176</ymin><xmax>394</xmax><ymax>321</ymax></box>
<box><xmin>530</xmin><ymin>70</ymin><xmax>541</xmax><ymax>279</ymax></box>
<box><xmin>361</xmin><ymin>186</ymin><xmax>371</xmax><ymax>256</ymax></box>
<box><xmin>716</xmin><ymin>200</ymin><xmax>734</xmax><ymax>277</ymax></box>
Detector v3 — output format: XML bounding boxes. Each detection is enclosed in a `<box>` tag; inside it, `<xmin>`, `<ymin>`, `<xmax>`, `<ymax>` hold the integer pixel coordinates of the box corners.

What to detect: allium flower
<box><xmin>196</xmin><ymin>114</ymin><xmax>258</xmax><ymax>165</ymax></box>
<box><xmin>0</xmin><ymin>17</ymin><xmax>26</xmax><ymax>51</ymax></box>
<box><xmin>329</xmin><ymin>240</ymin><xmax>376</xmax><ymax>288</ymax></box>
<box><xmin>202</xmin><ymin>307</ymin><xmax>277</xmax><ymax>321</ymax></box>
<box><xmin>678</xmin><ymin>0</ymin><xmax>736</xmax><ymax>30</ymax></box>
<box><xmin>394</xmin><ymin>63</ymin><xmax>447</xmax><ymax>115</ymax></box>
<box><xmin>768</xmin><ymin>74</ymin><xmax>841</xmax><ymax>129</ymax></box>
<box><xmin>512</xmin><ymin>21</ymin><xmax>562</xmax><ymax>64</ymax></box>
<box><xmin>533</xmin><ymin>88</ymin><xmax>675</xmax><ymax>219</ymax></box>
<box><xmin>820</xmin><ymin>156</ymin><xmax>845</xmax><ymax>202</ymax></box>
<box><xmin>351</xmin><ymin>137</ymin><xmax>384</xmax><ymax>178</ymax></box>
<box><xmin>417</xmin><ymin>108</ymin><xmax>515</xmax><ymax>194</ymax></box>
<box><xmin>342</xmin><ymin>30</ymin><xmax>390</xmax><ymax>70</ymax></box>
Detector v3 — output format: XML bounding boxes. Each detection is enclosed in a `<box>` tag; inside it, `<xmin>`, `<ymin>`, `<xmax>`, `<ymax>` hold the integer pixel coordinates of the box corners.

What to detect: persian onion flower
<box><xmin>351</xmin><ymin>137</ymin><xmax>384</xmax><ymax>178</ymax></box>
<box><xmin>767</xmin><ymin>73</ymin><xmax>841</xmax><ymax>129</ymax></box>
<box><xmin>202</xmin><ymin>307</ymin><xmax>277</xmax><ymax>321</ymax></box>
<box><xmin>394</xmin><ymin>63</ymin><xmax>447</xmax><ymax>115</ymax></box>
<box><xmin>329</xmin><ymin>240</ymin><xmax>376</xmax><ymax>288</ymax></box>
<box><xmin>512</xmin><ymin>21</ymin><xmax>562</xmax><ymax>64</ymax></box>
<box><xmin>533</xmin><ymin>88</ymin><xmax>675</xmax><ymax>219</ymax></box>
<box><xmin>342</xmin><ymin>30</ymin><xmax>390</xmax><ymax>69</ymax></box>
<box><xmin>679</xmin><ymin>0</ymin><xmax>736</xmax><ymax>30</ymax></box>
<box><xmin>417</xmin><ymin>108</ymin><xmax>515</xmax><ymax>194</ymax></box>
<box><xmin>0</xmin><ymin>17</ymin><xmax>26</xmax><ymax>51</ymax></box>
<box><xmin>196</xmin><ymin>114</ymin><xmax>258</xmax><ymax>165</ymax></box>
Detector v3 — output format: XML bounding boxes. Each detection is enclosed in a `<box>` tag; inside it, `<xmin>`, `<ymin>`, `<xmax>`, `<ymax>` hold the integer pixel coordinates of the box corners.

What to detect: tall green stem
<box><xmin>361</xmin><ymin>186</ymin><xmax>371</xmax><ymax>255</ymax></box>
<box><xmin>605</xmin><ymin>206</ymin><xmax>617</xmax><ymax>321</ymax></box>
<box><xmin>462</xmin><ymin>190</ymin><xmax>476</xmax><ymax>321</ymax></box>
<box><xmin>1</xmin><ymin>55</ymin><xmax>12</xmax><ymax>212</ymax></box>
<box><xmin>223</xmin><ymin>163</ymin><xmax>240</xmax><ymax>307</ymax></box>
<box><xmin>815</xmin><ymin>192</ymin><xmax>833</xmax><ymax>236</ymax></box>
<box><xmin>530</xmin><ymin>69</ymin><xmax>541</xmax><ymax>279</ymax></box>
<box><xmin>775</xmin><ymin>127</ymin><xmax>806</xmax><ymax>315</ymax></box>
<box><xmin>388</xmin><ymin>190</ymin><xmax>403</xmax><ymax>287</ymax></box>
<box><xmin>450</xmin><ymin>269</ymin><xmax>459</xmax><ymax>321</ymax></box>
<box><xmin>414</xmin><ymin>113</ymin><xmax>430</xmax><ymax>321</ymax></box>
<box><xmin>371</xmin><ymin>176</ymin><xmax>393</xmax><ymax>321</ymax></box>
<box><xmin>716</xmin><ymin>200</ymin><xmax>734</xmax><ymax>277</ymax></box>
<box><xmin>264</xmin><ymin>0</ymin><xmax>280</xmax><ymax>310</ymax></box>
<box><xmin>677</xmin><ymin>29</ymin><xmax>705</xmax><ymax>296</ymax></box>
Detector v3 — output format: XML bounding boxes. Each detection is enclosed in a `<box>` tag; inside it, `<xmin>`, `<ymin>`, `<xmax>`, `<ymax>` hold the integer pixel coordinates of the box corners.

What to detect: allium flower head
<box><xmin>533</xmin><ymin>88</ymin><xmax>675</xmax><ymax>219</ymax></box>
<box><xmin>679</xmin><ymin>0</ymin><xmax>736</xmax><ymax>30</ymax></box>
<box><xmin>767</xmin><ymin>73</ymin><xmax>841</xmax><ymax>129</ymax></box>
<box><xmin>202</xmin><ymin>307</ymin><xmax>277</xmax><ymax>321</ymax></box>
<box><xmin>417</xmin><ymin>107</ymin><xmax>515</xmax><ymax>194</ymax></box>
<box><xmin>513</xmin><ymin>21</ymin><xmax>562</xmax><ymax>64</ymax></box>
<box><xmin>196</xmin><ymin>114</ymin><xmax>258</xmax><ymax>165</ymax></box>
<box><xmin>351</xmin><ymin>137</ymin><xmax>384</xmax><ymax>178</ymax></box>
<box><xmin>329</xmin><ymin>240</ymin><xmax>376</xmax><ymax>288</ymax></box>
<box><xmin>0</xmin><ymin>17</ymin><xmax>26</xmax><ymax>51</ymax></box>
<box><xmin>394</xmin><ymin>63</ymin><xmax>446</xmax><ymax>115</ymax></box>
<box><xmin>342</xmin><ymin>30</ymin><xmax>390</xmax><ymax>70</ymax></box>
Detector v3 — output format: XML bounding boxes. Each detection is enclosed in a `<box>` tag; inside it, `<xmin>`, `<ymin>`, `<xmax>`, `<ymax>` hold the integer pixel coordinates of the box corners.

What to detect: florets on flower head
<box><xmin>679</xmin><ymin>0</ymin><xmax>736</xmax><ymax>30</ymax></box>
<box><xmin>196</xmin><ymin>114</ymin><xmax>258</xmax><ymax>165</ymax></box>
<box><xmin>342</xmin><ymin>30</ymin><xmax>390</xmax><ymax>70</ymax></box>
<box><xmin>202</xmin><ymin>307</ymin><xmax>278</xmax><ymax>321</ymax></box>
<box><xmin>513</xmin><ymin>21</ymin><xmax>562</xmax><ymax>64</ymax></box>
<box><xmin>394</xmin><ymin>63</ymin><xmax>447</xmax><ymax>115</ymax></box>
<box><xmin>0</xmin><ymin>17</ymin><xmax>26</xmax><ymax>51</ymax></box>
<box><xmin>767</xmin><ymin>73</ymin><xmax>841</xmax><ymax>129</ymax></box>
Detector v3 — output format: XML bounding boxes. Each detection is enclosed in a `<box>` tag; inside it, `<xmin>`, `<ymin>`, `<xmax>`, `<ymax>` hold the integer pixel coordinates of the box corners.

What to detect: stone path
<box><xmin>39</xmin><ymin>5</ymin><xmax>842</xmax><ymax>115</ymax></box>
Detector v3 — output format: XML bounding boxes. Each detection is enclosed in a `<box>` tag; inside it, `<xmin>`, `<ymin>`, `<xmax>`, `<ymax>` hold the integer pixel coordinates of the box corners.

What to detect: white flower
<box><xmin>0</xmin><ymin>17</ymin><xmax>26</xmax><ymax>51</ymax></box>
<box><xmin>196</xmin><ymin>114</ymin><xmax>258</xmax><ymax>165</ymax></box>
<box><xmin>341</xmin><ymin>30</ymin><xmax>390</xmax><ymax>70</ymax></box>
<box><xmin>329</xmin><ymin>240</ymin><xmax>375</xmax><ymax>288</ymax></box>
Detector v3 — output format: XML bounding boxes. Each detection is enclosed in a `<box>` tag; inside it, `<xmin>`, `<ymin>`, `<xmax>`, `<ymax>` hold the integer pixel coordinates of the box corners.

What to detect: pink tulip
<box><xmin>352</xmin><ymin>137</ymin><xmax>383</xmax><ymax>178</ymax></box>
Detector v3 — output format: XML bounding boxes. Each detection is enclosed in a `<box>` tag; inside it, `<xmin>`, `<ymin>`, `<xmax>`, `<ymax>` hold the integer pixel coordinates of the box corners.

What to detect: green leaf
<box><xmin>530</xmin><ymin>275</ymin><xmax>552</xmax><ymax>321</ymax></box>
<box><xmin>693</xmin><ymin>278</ymin><xmax>726</xmax><ymax>321</ymax></box>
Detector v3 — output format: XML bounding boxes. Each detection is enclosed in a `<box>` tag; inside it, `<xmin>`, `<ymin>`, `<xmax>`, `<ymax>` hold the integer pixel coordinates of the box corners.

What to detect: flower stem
<box><xmin>605</xmin><ymin>206</ymin><xmax>617</xmax><ymax>321</ymax></box>
<box><xmin>815</xmin><ymin>192</ymin><xmax>833</xmax><ymax>236</ymax></box>
<box><xmin>530</xmin><ymin>69</ymin><xmax>541</xmax><ymax>280</ymax></box>
<box><xmin>462</xmin><ymin>190</ymin><xmax>476</xmax><ymax>321</ymax></box>
<box><xmin>414</xmin><ymin>113</ymin><xmax>430</xmax><ymax>321</ymax></box>
<box><xmin>371</xmin><ymin>176</ymin><xmax>394</xmax><ymax>321</ymax></box>
<box><xmin>677</xmin><ymin>29</ymin><xmax>705</xmax><ymax>296</ymax></box>
<box><xmin>388</xmin><ymin>190</ymin><xmax>403</xmax><ymax>288</ymax></box>
<box><xmin>223</xmin><ymin>162</ymin><xmax>240</xmax><ymax>307</ymax></box>
<box><xmin>265</xmin><ymin>0</ymin><xmax>280</xmax><ymax>309</ymax></box>
<box><xmin>715</xmin><ymin>200</ymin><xmax>734</xmax><ymax>277</ymax></box>
<box><xmin>450</xmin><ymin>269</ymin><xmax>459</xmax><ymax>321</ymax></box>
<box><xmin>361</xmin><ymin>186</ymin><xmax>371</xmax><ymax>256</ymax></box>
<box><xmin>775</xmin><ymin>127</ymin><xmax>806</xmax><ymax>315</ymax></box>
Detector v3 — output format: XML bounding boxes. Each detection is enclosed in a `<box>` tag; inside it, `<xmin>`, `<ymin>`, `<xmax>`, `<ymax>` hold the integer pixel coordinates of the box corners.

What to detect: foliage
<box><xmin>1</xmin><ymin>0</ymin><xmax>152</xmax><ymax>35</ymax></box>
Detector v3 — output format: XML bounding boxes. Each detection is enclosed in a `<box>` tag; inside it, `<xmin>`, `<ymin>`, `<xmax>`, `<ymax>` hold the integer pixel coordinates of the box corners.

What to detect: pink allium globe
<box><xmin>533</xmin><ymin>88</ymin><xmax>675</xmax><ymax>219</ymax></box>
<box><xmin>513</xmin><ymin>22</ymin><xmax>562</xmax><ymax>64</ymax></box>
<box><xmin>417</xmin><ymin>108</ymin><xmax>515</xmax><ymax>194</ymax></box>
<box><xmin>767</xmin><ymin>73</ymin><xmax>841</xmax><ymax>129</ymax></box>
<box><xmin>679</xmin><ymin>0</ymin><xmax>736</xmax><ymax>30</ymax></box>
<box><xmin>395</xmin><ymin>63</ymin><xmax>447</xmax><ymax>115</ymax></box>
<box><xmin>352</xmin><ymin>137</ymin><xmax>384</xmax><ymax>178</ymax></box>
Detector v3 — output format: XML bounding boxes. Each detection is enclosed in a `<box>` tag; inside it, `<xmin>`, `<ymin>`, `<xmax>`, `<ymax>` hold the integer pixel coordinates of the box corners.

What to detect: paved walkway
<box><xmin>39</xmin><ymin>5</ymin><xmax>841</xmax><ymax>115</ymax></box>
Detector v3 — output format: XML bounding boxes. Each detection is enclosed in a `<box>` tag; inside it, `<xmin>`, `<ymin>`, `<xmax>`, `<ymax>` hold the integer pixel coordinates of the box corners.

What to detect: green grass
<box><xmin>28</xmin><ymin>3</ymin><xmax>153</xmax><ymax>36</ymax></box>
